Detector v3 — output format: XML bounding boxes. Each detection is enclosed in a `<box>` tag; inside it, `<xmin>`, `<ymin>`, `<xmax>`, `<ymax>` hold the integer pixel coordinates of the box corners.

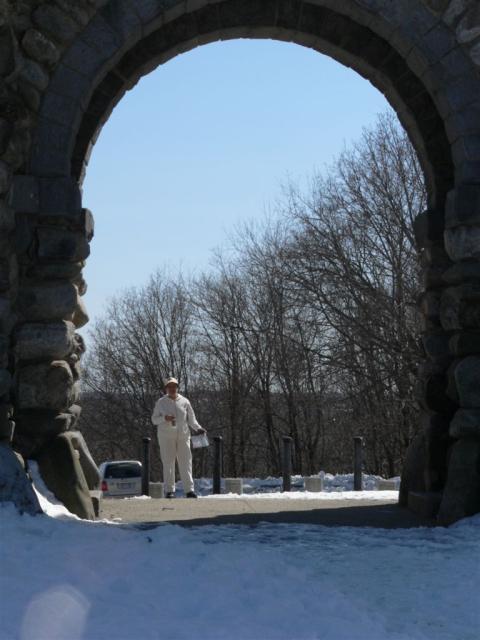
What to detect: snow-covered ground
<box><xmin>1</xmin><ymin>472</ymin><xmax>479</xmax><ymax>640</ymax></box>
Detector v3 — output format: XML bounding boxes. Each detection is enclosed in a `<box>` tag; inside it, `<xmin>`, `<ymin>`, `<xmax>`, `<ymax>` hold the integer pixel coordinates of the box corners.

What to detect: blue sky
<box><xmin>81</xmin><ymin>39</ymin><xmax>390</xmax><ymax>331</ymax></box>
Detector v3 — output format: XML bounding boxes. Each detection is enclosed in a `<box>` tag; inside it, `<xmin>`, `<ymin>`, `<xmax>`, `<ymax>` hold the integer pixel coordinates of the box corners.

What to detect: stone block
<box><xmin>225</xmin><ymin>477</ymin><xmax>243</xmax><ymax>494</ymax></box>
<box><xmin>90</xmin><ymin>490</ymin><xmax>102</xmax><ymax>517</ymax></box>
<box><xmin>399</xmin><ymin>430</ymin><xmax>427</xmax><ymax>506</ymax></box>
<box><xmin>69</xmin><ymin>431</ymin><xmax>100</xmax><ymax>490</ymax></box>
<box><xmin>0</xmin><ymin>118</ymin><xmax>12</xmax><ymax>155</ymax></box>
<box><xmin>0</xmin><ymin>335</ymin><xmax>8</xmax><ymax>369</ymax></box>
<box><xmin>442</xmin><ymin>261</ymin><xmax>480</xmax><ymax>285</ymax></box>
<box><xmin>18</xmin><ymin>60</ymin><xmax>49</xmax><ymax>92</ymax></box>
<box><xmin>416</xmin><ymin>371</ymin><xmax>457</xmax><ymax>414</ymax></box>
<box><xmin>421</xmin><ymin>21</ymin><xmax>457</xmax><ymax>60</ymax></box>
<box><xmin>7</xmin><ymin>175</ymin><xmax>40</xmax><ymax>213</ymax></box>
<box><xmin>36</xmin><ymin>432</ymin><xmax>95</xmax><ymax>520</ymax></box>
<box><xmin>17</xmin><ymin>282</ymin><xmax>78</xmax><ymax>322</ymax></box>
<box><xmin>55</xmin><ymin>0</ymin><xmax>91</xmax><ymax>26</ymax></box>
<box><xmin>29</xmin><ymin>121</ymin><xmax>72</xmax><ymax>177</ymax></box>
<box><xmin>422</xmin><ymin>265</ymin><xmax>446</xmax><ymax>289</ymax></box>
<box><xmin>377</xmin><ymin>478</ymin><xmax>398</xmax><ymax>490</ymax></box>
<box><xmin>17</xmin><ymin>80</ymin><xmax>41</xmax><ymax>112</ymax></box>
<box><xmin>456</xmin><ymin>160</ymin><xmax>480</xmax><ymax>186</ymax></box>
<box><xmin>413</xmin><ymin>209</ymin><xmax>445</xmax><ymax>249</ymax></box>
<box><xmin>47</xmin><ymin>64</ymin><xmax>91</xmax><ymax>109</ymax></box>
<box><xmin>0</xmin><ymin>368</ymin><xmax>12</xmax><ymax>396</ymax></box>
<box><xmin>0</xmin><ymin>160</ymin><xmax>12</xmax><ymax>195</ymax></box>
<box><xmin>81</xmin><ymin>209</ymin><xmax>95</xmax><ymax>241</ymax></box>
<box><xmin>15</xmin><ymin>321</ymin><xmax>75</xmax><ymax>361</ymax></box>
<box><xmin>449</xmin><ymin>332</ymin><xmax>480</xmax><ymax>356</ymax></box>
<box><xmin>22</xmin><ymin>28</ymin><xmax>60</xmax><ymax>66</ymax></box>
<box><xmin>446</xmin><ymin>185</ymin><xmax>480</xmax><ymax>228</ymax></box>
<box><xmin>443</xmin><ymin>0</ymin><xmax>469</xmax><ymax>26</ymax></box>
<box><xmin>62</xmin><ymin>36</ymin><xmax>109</xmax><ymax>79</ymax></box>
<box><xmin>39</xmin><ymin>177</ymin><xmax>82</xmax><ymax>214</ymax></box>
<box><xmin>27</xmin><ymin>261</ymin><xmax>85</xmax><ymax>282</ymax></box>
<box><xmin>438</xmin><ymin>439</ymin><xmax>480</xmax><ymax>524</ymax></box>
<box><xmin>37</xmin><ymin>227</ymin><xmax>90</xmax><ymax>262</ymax></box>
<box><xmin>450</xmin><ymin>409</ymin><xmax>480</xmax><ymax>439</ymax></box>
<box><xmin>73</xmin><ymin>274</ymin><xmax>87</xmax><ymax>297</ymax></box>
<box><xmin>454</xmin><ymin>356</ymin><xmax>480</xmax><ymax>408</ymax></box>
<box><xmin>471</xmin><ymin>40</ymin><xmax>480</xmax><ymax>67</ymax></box>
<box><xmin>149</xmin><ymin>482</ymin><xmax>164</xmax><ymax>498</ymax></box>
<box><xmin>424</xmin><ymin>415</ymin><xmax>451</xmax><ymax>491</ymax></box>
<box><xmin>79</xmin><ymin>13</ymin><xmax>122</xmax><ymax>60</ymax></box>
<box><xmin>456</xmin><ymin>6</ymin><xmax>480</xmax><ymax>43</ymax></box>
<box><xmin>0</xmin><ymin>202</ymin><xmax>15</xmax><ymax>232</ymax></box>
<box><xmin>420</xmin><ymin>290</ymin><xmax>441</xmax><ymax>320</ymax></box>
<box><xmin>0</xmin><ymin>259</ymin><xmax>10</xmax><ymax>292</ymax></box>
<box><xmin>73</xmin><ymin>295</ymin><xmax>89</xmax><ymax>328</ymax></box>
<box><xmin>40</xmin><ymin>91</ymin><xmax>81</xmax><ymax>130</ymax></box>
<box><xmin>407</xmin><ymin>491</ymin><xmax>441</xmax><ymax>518</ymax></box>
<box><xmin>192</xmin><ymin>4</ymin><xmax>222</xmax><ymax>37</ymax></box>
<box><xmin>421</xmin><ymin>244</ymin><xmax>451</xmax><ymax>268</ymax></box>
<box><xmin>13</xmin><ymin>409</ymin><xmax>72</xmax><ymax>457</ymax></box>
<box><xmin>439</xmin><ymin>75</ymin><xmax>480</xmax><ymax>114</ymax></box>
<box><xmin>14</xmin><ymin>409</ymin><xmax>72</xmax><ymax>438</ymax></box>
<box><xmin>0</xmin><ymin>416</ymin><xmax>14</xmax><ymax>443</ymax></box>
<box><xmin>14</xmin><ymin>212</ymin><xmax>35</xmax><ymax>255</ymax></box>
<box><xmin>440</xmin><ymin>285</ymin><xmax>480</xmax><ymax>331</ymax></box>
<box><xmin>16</xmin><ymin>361</ymin><xmax>75</xmax><ymax>412</ymax></box>
<box><xmin>445</xmin><ymin>103</ymin><xmax>480</xmax><ymax>143</ymax></box>
<box><xmin>0</xmin><ymin>443</ymin><xmax>42</xmax><ymax>515</ymax></box>
<box><xmin>33</xmin><ymin>4</ymin><xmax>78</xmax><ymax>43</ymax></box>
<box><xmin>99</xmin><ymin>0</ymin><xmax>142</xmax><ymax>43</ymax></box>
<box><xmin>304</xmin><ymin>476</ymin><xmax>324</xmax><ymax>492</ymax></box>
<box><xmin>453</xmin><ymin>136</ymin><xmax>480</xmax><ymax>167</ymax></box>
<box><xmin>134</xmin><ymin>0</ymin><xmax>178</xmax><ymax>24</ymax></box>
<box><xmin>0</xmin><ymin>296</ymin><xmax>13</xmax><ymax>335</ymax></box>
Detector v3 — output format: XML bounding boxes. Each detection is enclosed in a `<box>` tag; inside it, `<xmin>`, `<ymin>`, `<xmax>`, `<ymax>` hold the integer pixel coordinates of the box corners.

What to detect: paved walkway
<box><xmin>100</xmin><ymin>496</ymin><xmax>434</xmax><ymax>529</ymax></box>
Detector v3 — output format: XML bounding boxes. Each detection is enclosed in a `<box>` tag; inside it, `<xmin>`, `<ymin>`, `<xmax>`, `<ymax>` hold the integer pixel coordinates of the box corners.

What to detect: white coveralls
<box><xmin>151</xmin><ymin>393</ymin><xmax>202</xmax><ymax>494</ymax></box>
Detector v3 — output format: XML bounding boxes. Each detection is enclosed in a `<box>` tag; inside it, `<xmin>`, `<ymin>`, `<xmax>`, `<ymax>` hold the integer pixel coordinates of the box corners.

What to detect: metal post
<box><xmin>142</xmin><ymin>436</ymin><xmax>151</xmax><ymax>496</ymax></box>
<box><xmin>282</xmin><ymin>436</ymin><xmax>293</xmax><ymax>492</ymax></box>
<box><xmin>354</xmin><ymin>436</ymin><xmax>363</xmax><ymax>491</ymax></box>
<box><xmin>213</xmin><ymin>436</ymin><xmax>223</xmax><ymax>494</ymax></box>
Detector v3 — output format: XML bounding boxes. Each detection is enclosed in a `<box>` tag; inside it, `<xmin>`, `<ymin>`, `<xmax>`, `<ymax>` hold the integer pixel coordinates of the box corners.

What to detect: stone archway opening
<box><xmin>3</xmin><ymin>0</ymin><xmax>480</xmax><ymax>524</ymax></box>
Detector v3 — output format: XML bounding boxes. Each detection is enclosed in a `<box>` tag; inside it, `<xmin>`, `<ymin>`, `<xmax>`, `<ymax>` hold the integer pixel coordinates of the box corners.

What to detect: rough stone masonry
<box><xmin>0</xmin><ymin>0</ymin><xmax>479</xmax><ymax>523</ymax></box>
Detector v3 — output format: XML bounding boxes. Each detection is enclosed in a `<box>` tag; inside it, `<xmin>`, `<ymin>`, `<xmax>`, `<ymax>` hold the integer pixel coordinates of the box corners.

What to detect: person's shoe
<box><xmin>166</xmin><ymin>492</ymin><xmax>175</xmax><ymax>499</ymax></box>
<box><xmin>186</xmin><ymin>491</ymin><xmax>198</xmax><ymax>499</ymax></box>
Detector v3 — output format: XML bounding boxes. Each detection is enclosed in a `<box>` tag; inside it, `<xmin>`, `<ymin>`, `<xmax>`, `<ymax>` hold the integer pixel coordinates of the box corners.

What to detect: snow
<box><xmin>203</xmin><ymin>490</ymin><xmax>399</xmax><ymax>500</ymax></box>
<box><xmin>188</xmin><ymin>473</ymin><xmax>400</xmax><ymax>498</ymax></box>
<box><xmin>1</xmin><ymin>473</ymin><xmax>479</xmax><ymax>640</ymax></box>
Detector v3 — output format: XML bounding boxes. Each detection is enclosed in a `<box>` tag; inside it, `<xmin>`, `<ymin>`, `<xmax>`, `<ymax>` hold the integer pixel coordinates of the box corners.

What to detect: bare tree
<box><xmin>81</xmin><ymin>111</ymin><xmax>426</xmax><ymax>479</ymax></box>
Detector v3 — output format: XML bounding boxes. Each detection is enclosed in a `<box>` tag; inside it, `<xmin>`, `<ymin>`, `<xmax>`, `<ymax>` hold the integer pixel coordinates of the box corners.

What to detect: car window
<box><xmin>104</xmin><ymin>463</ymin><xmax>142</xmax><ymax>479</ymax></box>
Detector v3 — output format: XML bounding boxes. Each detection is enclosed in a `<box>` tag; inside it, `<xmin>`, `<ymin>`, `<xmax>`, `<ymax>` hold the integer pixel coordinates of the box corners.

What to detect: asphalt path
<box><xmin>100</xmin><ymin>496</ymin><xmax>435</xmax><ymax>529</ymax></box>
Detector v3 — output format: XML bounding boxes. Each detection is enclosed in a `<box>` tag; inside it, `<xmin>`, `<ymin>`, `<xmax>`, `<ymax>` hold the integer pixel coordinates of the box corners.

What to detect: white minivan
<box><xmin>99</xmin><ymin>460</ymin><xmax>143</xmax><ymax>497</ymax></box>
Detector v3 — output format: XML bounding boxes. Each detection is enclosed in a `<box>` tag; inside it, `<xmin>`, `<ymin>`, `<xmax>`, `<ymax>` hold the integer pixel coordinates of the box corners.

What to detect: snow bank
<box><xmin>1</xmin><ymin>501</ymin><xmax>479</xmax><ymax>639</ymax></box>
<box><xmin>192</xmin><ymin>473</ymin><xmax>400</xmax><ymax>497</ymax></box>
<box><xmin>202</xmin><ymin>490</ymin><xmax>399</xmax><ymax>501</ymax></box>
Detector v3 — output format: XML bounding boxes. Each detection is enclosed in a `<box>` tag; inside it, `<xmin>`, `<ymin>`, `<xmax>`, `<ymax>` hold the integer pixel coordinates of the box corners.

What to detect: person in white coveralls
<box><xmin>151</xmin><ymin>377</ymin><xmax>206</xmax><ymax>499</ymax></box>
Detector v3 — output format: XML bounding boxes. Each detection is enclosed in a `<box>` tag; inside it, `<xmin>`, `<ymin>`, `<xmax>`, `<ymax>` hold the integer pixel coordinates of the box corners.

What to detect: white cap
<box><xmin>164</xmin><ymin>377</ymin><xmax>179</xmax><ymax>387</ymax></box>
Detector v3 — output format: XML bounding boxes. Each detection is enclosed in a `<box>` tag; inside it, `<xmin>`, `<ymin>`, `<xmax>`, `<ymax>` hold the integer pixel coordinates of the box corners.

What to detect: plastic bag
<box><xmin>191</xmin><ymin>433</ymin><xmax>209</xmax><ymax>449</ymax></box>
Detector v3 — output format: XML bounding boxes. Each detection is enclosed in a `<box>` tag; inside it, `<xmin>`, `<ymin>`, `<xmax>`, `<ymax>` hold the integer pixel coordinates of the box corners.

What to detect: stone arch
<box><xmin>3</xmin><ymin>0</ymin><xmax>480</xmax><ymax>523</ymax></box>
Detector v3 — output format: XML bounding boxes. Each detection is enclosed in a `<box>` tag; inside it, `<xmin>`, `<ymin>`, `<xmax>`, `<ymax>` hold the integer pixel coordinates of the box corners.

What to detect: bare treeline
<box><xmin>80</xmin><ymin>112</ymin><xmax>426</xmax><ymax>480</ymax></box>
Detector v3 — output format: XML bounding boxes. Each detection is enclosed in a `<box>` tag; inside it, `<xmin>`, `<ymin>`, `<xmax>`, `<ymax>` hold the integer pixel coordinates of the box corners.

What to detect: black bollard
<box><xmin>142</xmin><ymin>436</ymin><xmax>151</xmax><ymax>496</ymax></box>
<box><xmin>213</xmin><ymin>436</ymin><xmax>223</xmax><ymax>494</ymax></box>
<box><xmin>282</xmin><ymin>436</ymin><xmax>293</xmax><ymax>492</ymax></box>
<box><xmin>353</xmin><ymin>436</ymin><xmax>363</xmax><ymax>491</ymax></box>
